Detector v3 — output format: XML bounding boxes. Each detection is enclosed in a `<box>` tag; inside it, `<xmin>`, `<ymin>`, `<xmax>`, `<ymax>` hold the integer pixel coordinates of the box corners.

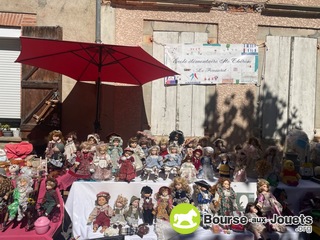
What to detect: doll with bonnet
<box><xmin>87</xmin><ymin>191</ymin><xmax>113</xmax><ymax>233</ymax></box>
<box><xmin>91</xmin><ymin>142</ymin><xmax>113</xmax><ymax>181</ymax></box>
<box><xmin>124</xmin><ymin>196</ymin><xmax>141</xmax><ymax>227</ymax></box>
<box><xmin>87</xmin><ymin>133</ymin><xmax>100</xmax><ymax>152</ymax></box>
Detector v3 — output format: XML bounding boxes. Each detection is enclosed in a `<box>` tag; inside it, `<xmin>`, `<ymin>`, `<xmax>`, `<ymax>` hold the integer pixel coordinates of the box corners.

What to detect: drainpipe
<box><xmin>96</xmin><ymin>0</ymin><xmax>101</xmax><ymax>44</ymax></box>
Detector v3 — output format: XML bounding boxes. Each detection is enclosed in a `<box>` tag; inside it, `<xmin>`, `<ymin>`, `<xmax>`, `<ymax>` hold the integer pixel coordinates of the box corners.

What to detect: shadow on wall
<box><xmin>61</xmin><ymin>82</ymin><xmax>149</xmax><ymax>146</ymax></box>
<box><xmin>203</xmin><ymin>84</ymin><xmax>300</xmax><ymax>150</ymax></box>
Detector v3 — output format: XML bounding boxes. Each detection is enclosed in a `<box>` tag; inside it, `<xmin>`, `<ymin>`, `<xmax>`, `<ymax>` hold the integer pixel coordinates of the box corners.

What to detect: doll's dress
<box><xmin>64</xmin><ymin>140</ymin><xmax>77</xmax><ymax>165</ymax></box>
<box><xmin>256</xmin><ymin>192</ymin><xmax>283</xmax><ymax>217</ymax></box>
<box><xmin>172</xmin><ymin>189</ymin><xmax>192</xmax><ymax>206</ymax></box>
<box><xmin>163</xmin><ymin>154</ymin><xmax>181</xmax><ymax>176</ymax></box>
<box><xmin>217</xmin><ymin>186</ymin><xmax>237</xmax><ymax>216</ymax></box>
<box><xmin>41</xmin><ymin>188</ymin><xmax>59</xmax><ymax>215</ymax></box>
<box><xmin>179</xmin><ymin>162</ymin><xmax>197</xmax><ymax>184</ymax></box>
<box><xmin>124</xmin><ymin>206</ymin><xmax>141</xmax><ymax>227</ymax></box>
<box><xmin>46</xmin><ymin>140</ymin><xmax>65</xmax><ymax>168</ymax></box>
<box><xmin>109</xmin><ymin>147</ymin><xmax>123</xmax><ymax>174</ymax></box>
<box><xmin>155</xmin><ymin>196</ymin><xmax>172</xmax><ymax>221</ymax></box>
<box><xmin>200</xmin><ymin>156</ymin><xmax>214</xmax><ymax>181</ymax></box>
<box><xmin>111</xmin><ymin>206</ymin><xmax>128</xmax><ymax>226</ymax></box>
<box><xmin>197</xmin><ymin>190</ymin><xmax>213</xmax><ymax>214</ymax></box>
<box><xmin>118</xmin><ymin>156</ymin><xmax>136</xmax><ymax>182</ymax></box>
<box><xmin>131</xmin><ymin>146</ymin><xmax>145</xmax><ymax>171</ymax></box>
<box><xmin>144</xmin><ymin>155</ymin><xmax>163</xmax><ymax>175</ymax></box>
<box><xmin>91</xmin><ymin>154</ymin><xmax>112</xmax><ymax>181</ymax></box>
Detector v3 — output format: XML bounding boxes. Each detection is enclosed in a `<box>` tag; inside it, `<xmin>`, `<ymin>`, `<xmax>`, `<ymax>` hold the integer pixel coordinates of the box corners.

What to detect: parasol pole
<box><xmin>94</xmin><ymin>0</ymin><xmax>102</xmax><ymax>133</ymax></box>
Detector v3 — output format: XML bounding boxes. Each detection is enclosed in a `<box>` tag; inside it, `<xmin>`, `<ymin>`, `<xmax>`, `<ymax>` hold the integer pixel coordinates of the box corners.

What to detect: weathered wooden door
<box><xmin>20</xmin><ymin>26</ymin><xmax>62</xmax><ymax>147</ymax></box>
<box><xmin>261</xmin><ymin>36</ymin><xmax>318</xmax><ymax>140</ymax></box>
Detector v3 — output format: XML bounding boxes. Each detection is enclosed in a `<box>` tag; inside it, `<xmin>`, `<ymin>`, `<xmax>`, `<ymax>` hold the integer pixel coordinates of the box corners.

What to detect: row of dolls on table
<box><xmin>0</xmin><ymin>167</ymin><xmax>61</xmax><ymax>231</ymax></box>
<box><xmin>85</xmin><ymin>176</ymin><xmax>290</xmax><ymax>239</ymax></box>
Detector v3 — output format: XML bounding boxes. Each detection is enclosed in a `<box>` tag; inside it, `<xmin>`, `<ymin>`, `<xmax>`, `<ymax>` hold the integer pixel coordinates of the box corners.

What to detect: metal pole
<box><xmin>96</xmin><ymin>0</ymin><xmax>101</xmax><ymax>44</ymax></box>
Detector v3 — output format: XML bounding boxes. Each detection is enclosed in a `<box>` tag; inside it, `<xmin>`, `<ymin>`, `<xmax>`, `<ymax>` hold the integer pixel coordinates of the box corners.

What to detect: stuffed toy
<box><xmin>280</xmin><ymin>160</ymin><xmax>301</xmax><ymax>186</ymax></box>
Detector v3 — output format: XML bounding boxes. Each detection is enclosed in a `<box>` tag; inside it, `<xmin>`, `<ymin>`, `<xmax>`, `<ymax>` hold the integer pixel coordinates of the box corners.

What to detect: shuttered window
<box><xmin>0</xmin><ymin>28</ymin><xmax>21</xmax><ymax>119</ymax></box>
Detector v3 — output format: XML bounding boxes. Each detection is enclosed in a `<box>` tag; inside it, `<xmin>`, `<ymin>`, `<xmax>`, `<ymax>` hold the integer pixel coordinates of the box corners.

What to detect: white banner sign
<box><xmin>164</xmin><ymin>43</ymin><xmax>258</xmax><ymax>85</ymax></box>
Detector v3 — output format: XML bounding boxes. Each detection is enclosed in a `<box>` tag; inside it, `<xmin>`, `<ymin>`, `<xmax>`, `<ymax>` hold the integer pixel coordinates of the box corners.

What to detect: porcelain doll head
<box><xmin>219</xmin><ymin>153</ymin><xmax>230</xmax><ymax>163</ymax></box>
<box><xmin>148</xmin><ymin>146</ymin><xmax>160</xmax><ymax>156</ymax></box>
<box><xmin>198</xmin><ymin>136</ymin><xmax>210</xmax><ymax>148</ymax></box>
<box><xmin>46</xmin><ymin>177</ymin><xmax>58</xmax><ymax>191</ymax></box>
<box><xmin>114</xmin><ymin>195</ymin><xmax>128</xmax><ymax>209</ymax></box>
<box><xmin>184</xmin><ymin>138</ymin><xmax>198</xmax><ymax>149</ymax></box>
<box><xmin>141</xmin><ymin>185</ymin><xmax>153</xmax><ymax>198</ymax></box>
<box><xmin>139</xmin><ymin>138</ymin><xmax>149</xmax><ymax>149</ymax></box>
<box><xmin>214</xmin><ymin>138</ymin><xmax>225</xmax><ymax>149</ymax></box>
<box><xmin>129</xmin><ymin>196</ymin><xmax>140</xmax><ymax>207</ymax></box>
<box><xmin>97</xmin><ymin>142</ymin><xmax>108</xmax><ymax>155</ymax></box>
<box><xmin>168</xmin><ymin>145</ymin><xmax>179</xmax><ymax>154</ymax></box>
<box><xmin>49</xmin><ymin>130</ymin><xmax>64</xmax><ymax>143</ymax></box>
<box><xmin>156</xmin><ymin>186</ymin><xmax>171</xmax><ymax>199</ymax></box>
<box><xmin>169</xmin><ymin>130</ymin><xmax>184</xmax><ymax>146</ymax></box>
<box><xmin>9</xmin><ymin>164</ymin><xmax>19</xmax><ymax>176</ymax></box>
<box><xmin>66</xmin><ymin>131</ymin><xmax>77</xmax><ymax>142</ymax></box>
<box><xmin>203</xmin><ymin>146</ymin><xmax>214</xmax><ymax>156</ymax></box>
<box><xmin>128</xmin><ymin>137</ymin><xmax>139</xmax><ymax>148</ymax></box>
<box><xmin>245</xmin><ymin>202</ymin><xmax>259</xmax><ymax>214</ymax></box>
<box><xmin>217</xmin><ymin>177</ymin><xmax>231</xmax><ymax>190</ymax></box>
<box><xmin>95</xmin><ymin>191</ymin><xmax>111</xmax><ymax>206</ymax></box>
<box><xmin>170</xmin><ymin>177</ymin><xmax>191</xmax><ymax>193</ymax></box>
<box><xmin>257</xmin><ymin>179</ymin><xmax>270</xmax><ymax>193</ymax></box>
<box><xmin>87</xmin><ymin>133</ymin><xmax>100</xmax><ymax>145</ymax></box>
<box><xmin>80</xmin><ymin>141</ymin><xmax>92</xmax><ymax>153</ymax></box>
<box><xmin>17</xmin><ymin>174</ymin><xmax>33</xmax><ymax>189</ymax></box>
<box><xmin>124</xmin><ymin>147</ymin><xmax>134</xmax><ymax>157</ymax></box>
<box><xmin>159</xmin><ymin>138</ymin><xmax>169</xmax><ymax>151</ymax></box>
<box><xmin>235</xmin><ymin>144</ymin><xmax>243</xmax><ymax>154</ymax></box>
<box><xmin>193</xmin><ymin>149</ymin><xmax>203</xmax><ymax>158</ymax></box>
<box><xmin>109</xmin><ymin>136</ymin><xmax>123</xmax><ymax>148</ymax></box>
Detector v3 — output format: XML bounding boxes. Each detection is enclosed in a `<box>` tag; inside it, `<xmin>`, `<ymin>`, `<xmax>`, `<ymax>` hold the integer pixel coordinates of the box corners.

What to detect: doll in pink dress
<box><xmin>118</xmin><ymin>147</ymin><xmax>136</xmax><ymax>183</ymax></box>
<box><xmin>57</xmin><ymin>141</ymin><xmax>94</xmax><ymax>190</ymax></box>
<box><xmin>91</xmin><ymin>142</ymin><xmax>113</xmax><ymax>181</ymax></box>
<box><xmin>87</xmin><ymin>192</ymin><xmax>114</xmax><ymax>233</ymax></box>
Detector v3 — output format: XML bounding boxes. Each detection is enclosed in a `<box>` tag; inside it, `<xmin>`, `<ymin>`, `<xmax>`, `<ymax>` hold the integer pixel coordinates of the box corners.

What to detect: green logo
<box><xmin>170</xmin><ymin>203</ymin><xmax>201</xmax><ymax>234</ymax></box>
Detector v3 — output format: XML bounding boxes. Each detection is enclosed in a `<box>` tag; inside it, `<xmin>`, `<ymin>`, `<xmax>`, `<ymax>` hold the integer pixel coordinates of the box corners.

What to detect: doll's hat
<box><xmin>124</xmin><ymin>147</ymin><xmax>134</xmax><ymax>153</ymax></box>
<box><xmin>194</xmin><ymin>180</ymin><xmax>211</xmax><ymax>190</ymax></box>
<box><xmin>193</xmin><ymin>148</ymin><xmax>203</xmax><ymax>156</ymax></box>
<box><xmin>184</xmin><ymin>137</ymin><xmax>197</xmax><ymax>146</ymax></box>
<box><xmin>97</xmin><ymin>191</ymin><xmax>110</xmax><ymax>199</ymax></box>
<box><xmin>130</xmin><ymin>196</ymin><xmax>140</xmax><ymax>204</ymax></box>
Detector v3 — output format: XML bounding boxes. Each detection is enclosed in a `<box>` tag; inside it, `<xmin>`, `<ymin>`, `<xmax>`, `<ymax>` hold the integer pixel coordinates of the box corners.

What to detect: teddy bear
<box><xmin>280</xmin><ymin>159</ymin><xmax>301</xmax><ymax>186</ymax></box>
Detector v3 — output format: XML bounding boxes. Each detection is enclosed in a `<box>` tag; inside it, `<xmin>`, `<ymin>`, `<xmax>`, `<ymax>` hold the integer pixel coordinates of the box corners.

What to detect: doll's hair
<box><xmin>168</xmin><ymin>145</ymin><xmax>179</xmax><ymax>154</ymax></box>
<box><xmin>96</xmin><ymin>142</ymin><xmax>108</xmax><ymax>154</ymax></box>
<box><xmin>80</xmin><ymin>141</ymin><xmax>92</xmax><ymax>151</ymax></box>
<box><xmin>155</xmin><ymin>186</ymin><xmax>171</xmax><ymax>200</ymax></box>
<box><xmin>244</xmin><ymin>202</ymin><xmax>258</xmax><ymax>214</ymax></box>
<box><xmin>148</xmin><ymin>145</ymin><xmax>160</xmax><ymax>155</ymax></box>
<box><xmin>170</xmin><ymin>177</ymin><xmax>191</xmax><ymax>193</ymax></box>
<box><xmin>182</xmin><ymin>155</ymin><xmax>192</xmax><ymax>164</ymax></box>
<box><xmin>257</xmin><ymin>178</ymin><xmax>270</xmax><ymax>193</ymax></box>
<box><xmin>158</xmin><ymin>137</ymin><xmax>169</xmax><ymax>146</ymax></box>
<box><xmin>128</xmin><ymin>137</ymin><xmax>139</xmax><ymax>145</ymax></box>
<box><xmin>48</xmin><ymin>130</ymin><xmax>65</xmax><ymax>143</ymax></box>
<box><xmin>46</xmin><ymin>177</ymin><xmax>58</xmax><ymax>189</ymax></box>
<box><xmin>65</xmin><ymin>131</ymin><xmax>77</xmax><ymax>141</ymax></box>
<box><xmin>198</xmin><ymin>136</ymin><xmax>210</xmax><ymax>148</ymax></box>
<box><xmin>169</xmin><ymin>130</ymin><xmax>184</xmax><ymax>145</ymax></box>
<box><xmin>141</xmin><ymin>185</ymin><xmax>153</xmax><ymax>195</ymax></box>
<box><xmin>214</xmin><ymin>138</ymin><xmax>225</xmax><ymax>147</ymax></box>
<box><xmin>215</xmin><ymin>177</ymin><xmax>231</xmax><ymax>190</ymax></box>
<box><xmin>17</xmin><ymin>175</ymin><xmax>33</xmax><ymax>188</ymax></box>
<box><xmin>114</xmin><ymin>195</ymin><xmax>128</xmax><ymax>208</ymax></box>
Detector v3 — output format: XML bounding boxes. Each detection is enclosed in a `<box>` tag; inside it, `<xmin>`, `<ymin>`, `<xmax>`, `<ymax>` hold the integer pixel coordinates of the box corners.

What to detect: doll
<box><xmin>139</xmin><ymin>137</ymin><xmax>150</xmax><ymax>159</ymax></box>
<box><xmin>5</xmin><ymin>175</ymin><xmax>34</xmax><ymax>222</ymax></box>
<box><xmin>182</xmin><ymin>137</ymin><xmax>198</xmax><ymax>160</ymax></box>
<box><xmin>244</xmin><ymin>202</ymin><xmax>268</xmax><ymax>240</ymax></box>
<box><xmin>39</xmin><ymin>177</ymin><xmax>60</xmax><ymax>217</ymax></box>
<box><xmin>255</xmin><ymin>179</ymin><xmax>286</xmax><ymax>232</ymax></box>
<box><xmin>217</xmin><ymin>153</ymin><xmax>233</xmax><ymax>178</ymax></box>
<box><xmin>201</xmin><ymin>146</ymin><xmax>215</xmax><ymax>181</ymax></box>
<box><xmin>57</xmin><ymin>141</ymin><xmax>94</xmax><ymax>190</ymax></box>
<box><xmin>163</xmin><ymin>145</ymin><xmax>182</xmax><ymax>180</ymax></box>
<box><xmin>45</xmin><ymin>130</ymin><xmax>65</xmax><ymax>171</ymax></box>
<box><xmin>192</xmin><ymin>148</ymin><xmax>203</xmax><ymax>177</ymax></box>
<box><xmin>127</xmin><ymin>137</ymin><xmax>145</xmax><ymax>173</ymax></box>
<box><xmin>215</xmin><ymin>178</ymin><xmax>238</xmax><ymax>216</ymax></box>
<box><xmin>111</xmin><ymin>195</ymin><xmax>128</xmax><ymax>231</ymax></box>
<box><xmin>158</xmin><ymin>137</ymin><xmax>169</xmax><ymax>158</ymax></box>
<box><xmin>87</xmin><ymin>133</ymin><xmax>100</xmax><ymax>152</ymax></box>
<box><xmin>273</xmin><ymin>188</ymin><xmax>294</xmax><ymax>216</ymax></box>
<box><xmin>87</xmin><ymin>191</ymin><xmax>114</xmax><ymax>233</ymax></box>
<box><xmin>213</xmin><ymin>138</ymin><xmax>227</xmax><ymax>167</ymax></box>
<box><xmin>140</xmin><ymin>186</ymin><xmax>154</xmax><ymax>225</ymax></box>
<box><xmin>233</xmin><ymin>150</ymin><xmax>247</xmax><ymax>182</ymax></box>
<box><xmin>118</xmin><ymin>147</ymin><xmax>136</xmax><ymax>183</ymax></box>
<box><xmin>64</xmin><ymin>131</ymin><xmax>78</xmax><ymax>167</ymax></box>
<box><xmin>168</xmin><ymin>130</ymin><xmax>184</xmax><ymax>152</ymax></box>
<box><xmin>8</xmin><ymin>164</ymin><xmax>19</xmax><ymax>180</ymax></box>
<box><xmin>264</xmin><ymin>146</ymin><xmax>282</xmax><ymax>175</ymax></box>
<box><xmin>124</xmin><ymin>196</ymin><xmax>141</xmax><ymax>227</ymax></box>
<box><xmin>142</xmin><ymin>146</ymin><xmax>163</xmax><ymax>181</ymax></box>
<box><xmin>91</xmin><ymin>142</ymin><xmax>113</xmax><ymax>181</ymax></box>
<box><xmin>108</xmin><ymin>135</ymin><xmax>123</xmax><ymax>178</ymax></box>
<box><xmin>243</xmin><ymin>137</ymin><xmax>263</xmax><ymax>178</ymax></box>
<box><xmin>154</xmin><ymin>186</ymin><xmax>173</xmax><ymax>221</ymax></box>
<box><xmin>179</xmin><ymin>155</ymin><xmax>197</xmax><ymax>184</ymax></box>
<box><xmin>194</xmin><ymin>180</ymin><xmax>213</xmax><ymax>214</ymax></box>
<box><xmin>169</xmin><ymin>177</ymin><xmax>193</xmax><ymax>206</ymax></box>
<box><xmin>0</xmin><ymin>168</ymin><xmax>13</xmax><ymax>229</ymax></box>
